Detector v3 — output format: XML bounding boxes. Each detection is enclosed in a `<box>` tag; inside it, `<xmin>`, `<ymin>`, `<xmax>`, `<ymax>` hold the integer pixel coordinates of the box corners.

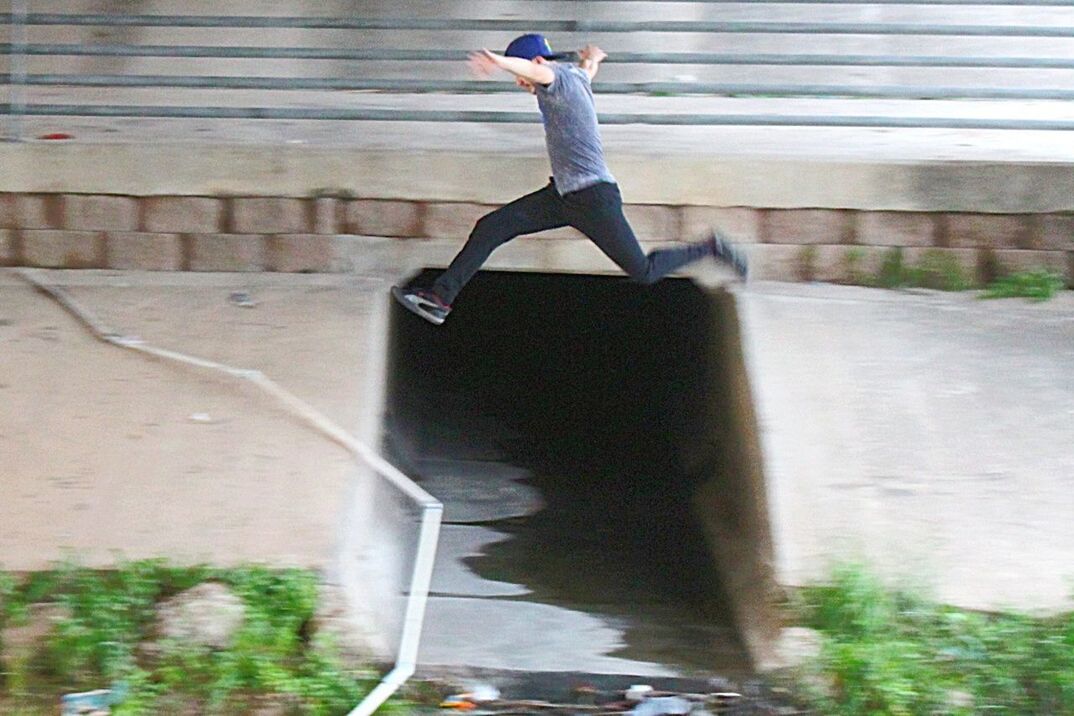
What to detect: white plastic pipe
<box><xmin>348</xmin><ymin>501</ymin><xmax>442</xmax><ymax>716</ymax></box>
<box><xmin>12</xmin><ymin>268</ymin><xmax>443</xmax><ymax>715</ymax></box>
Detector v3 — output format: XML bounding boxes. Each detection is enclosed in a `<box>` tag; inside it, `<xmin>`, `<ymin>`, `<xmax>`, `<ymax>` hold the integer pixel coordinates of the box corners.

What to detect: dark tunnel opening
<box><xmin>384</xmin><ymin>270</ymin><xmax>772</xmax><ymax>674</ymax></box>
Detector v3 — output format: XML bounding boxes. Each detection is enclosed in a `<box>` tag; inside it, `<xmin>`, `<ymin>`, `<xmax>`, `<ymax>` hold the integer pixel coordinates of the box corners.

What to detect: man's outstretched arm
<box><xmin>468</xmin><ymin>49</ymin><xmax>555</xmax><ymax>85</ymax></box>
<box><xmin>577</xmin><ymin>44</ymin><xmax>607</xmax><ymax>80</ymax></box>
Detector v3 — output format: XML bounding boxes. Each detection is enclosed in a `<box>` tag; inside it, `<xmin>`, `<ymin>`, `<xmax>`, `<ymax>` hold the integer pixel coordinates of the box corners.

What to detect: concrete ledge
<box><xmin>4</xmin><ymin>140</ymin><xmax>1070</xmax><ymax>284</ymax></box>
<box><xmin>4</xmin><ymin>142</ymin><xmax>1074</xmax><ymax>213</ymax></box>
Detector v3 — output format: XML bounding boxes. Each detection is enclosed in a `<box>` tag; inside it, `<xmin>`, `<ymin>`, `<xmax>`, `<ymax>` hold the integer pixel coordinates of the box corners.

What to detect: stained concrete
<box><xmin>0</xmin><ymin>271</ymin><xmax>382</xmax><ymax>570</ymax></box>
<box><xmin>739</xmin><ymin>282</ymin><xmax>1074</xmax><ymax>613</ymax></box>
<box><xmin>4</xmin><ymin>125</ymin><xmax>1073</xmax><ymax>214</ymax></box>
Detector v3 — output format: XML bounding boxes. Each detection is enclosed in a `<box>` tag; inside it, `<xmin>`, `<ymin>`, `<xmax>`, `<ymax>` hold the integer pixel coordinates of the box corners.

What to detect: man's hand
<box><xmin>578</xmin><ymin>45</ymin><xmax>607</xmax><ymax>65</ymax></box>
<box><xmin>467</xmin><ymin>49</ymin><xmax>555</xmax><ymax>87</ymax></box>
<box><xmin>577</xmin><ymin>44</ymin><xmax>607</xmax><ymax>80</ymax></box>
<box><xmin>467</xmin><ymin>49</ymin><xmax>501</xmax><ymax>78</ymax></box>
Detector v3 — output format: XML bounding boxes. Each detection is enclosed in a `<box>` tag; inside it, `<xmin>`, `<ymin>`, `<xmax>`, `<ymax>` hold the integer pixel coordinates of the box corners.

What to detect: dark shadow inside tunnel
<box><xmin>383</xmin><ymin>269</ymin><xmax>776</xmax><ymax>674</ymax></box>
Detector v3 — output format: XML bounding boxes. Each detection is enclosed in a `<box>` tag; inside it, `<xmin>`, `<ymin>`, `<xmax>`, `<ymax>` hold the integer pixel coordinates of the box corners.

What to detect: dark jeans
<box><xmin>431</xmin><ymin>180</ymin><xmax>713</xmax><ymax>305</ymax></box>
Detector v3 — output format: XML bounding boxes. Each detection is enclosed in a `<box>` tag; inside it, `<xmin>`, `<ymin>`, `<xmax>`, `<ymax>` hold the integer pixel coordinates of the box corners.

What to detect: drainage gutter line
<box><xmin>11</xmin><ymin>268</ymin><xmax>442</xmax><ymax>716</ymax></box>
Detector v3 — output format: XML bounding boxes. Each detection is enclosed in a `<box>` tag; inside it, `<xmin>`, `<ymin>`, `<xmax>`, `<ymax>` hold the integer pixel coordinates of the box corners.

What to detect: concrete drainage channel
<box><xmin>383</xmin><ymin>270</ymin><xmax>781</xmax><ymax>689</ymax></box>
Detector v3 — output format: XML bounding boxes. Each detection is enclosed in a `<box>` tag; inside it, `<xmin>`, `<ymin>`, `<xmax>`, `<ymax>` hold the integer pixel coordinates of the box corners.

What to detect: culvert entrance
<box><xmin>384</xmin><ymin>270</ymin><xmax>777</xmax><ymax>676</ymax></box>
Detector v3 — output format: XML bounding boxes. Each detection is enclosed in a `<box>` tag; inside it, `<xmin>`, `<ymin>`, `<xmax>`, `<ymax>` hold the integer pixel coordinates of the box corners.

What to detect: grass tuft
<box><xmin>791</xmin><ymin>562</ymin><xmax>1074</xmax><ymax>715</ymax></box>
<box><xmin>0</xmin><ymin>560</ymin><xmax>396</xmax><ymax>715</ymax></box>
<box><xmin>981</xmin><ymin>269</ymin><xmax>1065</xmax><ymax>302</ymax></box>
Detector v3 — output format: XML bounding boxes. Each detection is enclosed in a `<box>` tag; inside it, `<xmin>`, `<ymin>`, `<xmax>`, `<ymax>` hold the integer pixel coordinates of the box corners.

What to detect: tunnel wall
<box><xmin>693</xmin><ymin>292</ymin><xmax>782</xmax><ymax>669</ymax></box>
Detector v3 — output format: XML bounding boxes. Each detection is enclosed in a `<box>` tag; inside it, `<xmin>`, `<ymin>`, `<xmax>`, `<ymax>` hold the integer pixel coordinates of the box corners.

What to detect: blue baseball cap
<box><xmin>504</xmin><ymin>33</ymin><xmax>569</xmax><ymax>61</ymax></box>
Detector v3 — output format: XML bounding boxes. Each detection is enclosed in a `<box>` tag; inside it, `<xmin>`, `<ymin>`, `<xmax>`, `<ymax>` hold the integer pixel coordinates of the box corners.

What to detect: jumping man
<box><xmin>393</xmin><ymin>33</ymin><xmax>748</xmax><ymax>325</ymax></box>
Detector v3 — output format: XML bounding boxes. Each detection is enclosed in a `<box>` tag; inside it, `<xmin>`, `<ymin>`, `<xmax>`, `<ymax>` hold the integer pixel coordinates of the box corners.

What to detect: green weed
<box><xmin>981</xmin><ymin>269</ymin><xmax>1066</xmax><ymax>302</ymax></box>
<box><xmin>0</xmin><ymin>561</ymin><xmax>391</xmax><ymax>715</ymax></box>
<box><xmin>841</xmin><ymin>247</ymin><xmax>868</xmax><ymax>285</ymax></box>
<box><xmin>874</xmin><ymin>248</ymin><xmax>970</xmax><ymax>291</ymax></box>
<box><xmin>876</xmin><ymin>247</ymin><xmax>909</xmax><ymax>289</ymax></box>
<box><xmin>792</xmin><ymin>562</ymin><xmax>1074</xmax><ymax>715</ymax></box>
<box><xmin>906</xmin><ymin>249</ymin><xmax>971</xmax><ymax>291</ymax></box>
<box><xmin>797</xmin><ymin>245</ymin><xmax>819</xmax><ymax>281</ymax></box>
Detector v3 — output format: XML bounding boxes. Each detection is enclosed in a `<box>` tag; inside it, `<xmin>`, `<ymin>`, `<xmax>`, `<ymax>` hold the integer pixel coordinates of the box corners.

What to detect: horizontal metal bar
<box><xmin>8</xmin><ymin>74</ymin><xmax>1074</xmax><ymax>100</ymax></box>
<box><xmin>3</xmin><ymin>103</ymin><xmax>1072</xmax><ymax>130</ymax></box>
<box><xmin>8</xmin><ymin>0</ymin><xmax>28</xmax><ymax>141</ymax></box>
<box><xmin>1</xmin><ymin>15</ymin><xmax>1072</xmax><ymax>37</ymax></box>
<box><xmin>3</xmin><ymin>44</ymin><xmax>1073</xmax><ymax>69</ymax></box>
<box><xmin>520</xmin><ymin>0</ymin><xmax>1074</xmax><ymax>4</ymax></box>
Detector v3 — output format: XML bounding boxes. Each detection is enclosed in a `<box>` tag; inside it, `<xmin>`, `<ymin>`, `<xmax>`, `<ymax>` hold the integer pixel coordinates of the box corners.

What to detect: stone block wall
<box><xmin>1</xmin><ymin>193</ymin><xmax>1071</xmax><ymax>285</ymax></box>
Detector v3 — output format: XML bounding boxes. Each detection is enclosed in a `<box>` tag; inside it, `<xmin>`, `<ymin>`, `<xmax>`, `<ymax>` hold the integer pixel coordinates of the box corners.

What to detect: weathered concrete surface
<box><xmin>18</xmin><ymin>0</ymin><xmax>1074</xmax><ymax>83</ymax></box>
<box><xmin>0</xmin><ymin>270</ymin><xmax>387</xmax><ymax>570</ymax></box>
<box><xmin>4</xmin><ymin>0</ymin><xmax>1070</xmax><ymax>221</ymax></box>
<box><xmin>739</xmin><ymin>282</ymin><xmax>1074</xmax><ymax>613</ymax></box>
<box><xmin>0</xmin><ymin>270</ymin><xmax>407</xmax><ymax>659</ymax></box>
<box><xmin>3</xmin><ymin>124</ymin><xmax>1072</xmax><ymax>213</ymax></box>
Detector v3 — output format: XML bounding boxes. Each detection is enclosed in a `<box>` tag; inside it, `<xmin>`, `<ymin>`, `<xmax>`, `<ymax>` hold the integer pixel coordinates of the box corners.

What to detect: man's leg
<box><xmin>566</xmin><ymin>183</ymin><xmax>715</xmax><ymax>284</ymax></box>
<box><xmin>429</xmin><ymin>182</ymin><xmax>568</xmax><ymax>305</ymax></box>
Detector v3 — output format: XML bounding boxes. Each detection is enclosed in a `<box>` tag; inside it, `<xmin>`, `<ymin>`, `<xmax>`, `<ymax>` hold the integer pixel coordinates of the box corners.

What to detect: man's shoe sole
<box><xmin>391</xmin><ymin>285</ymin><xmax>446</xmax><ymax>326</ymax></box>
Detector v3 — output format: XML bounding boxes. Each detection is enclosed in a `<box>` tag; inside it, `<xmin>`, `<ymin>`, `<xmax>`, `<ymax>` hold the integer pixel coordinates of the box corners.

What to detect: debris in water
<box><xmin>430</xmin><ymin>684</ymin><xmax>756</xmax><ymax>714</ymax></box>
<box><xmin>626</xmin><ymin>685</ymin><xmax>654</xmax><ymax>701</ymax></box>
<box><xmin>467</xmin><ymin>684</ymin><xmax>502</xmax><ymax>703</ymax></box>
<box><xmin>61</xmin><ymin>682</ymin><xmax>128</xmax><ymax>714</ymax></box>
<box><xmin>630</xmin><ymin>695</ymin><xmax>692</xmax><ymax>716</ymax></box>
<box><xmin>439</xmin><ymin>694</ymin><xmax>478</xmax><ymax>710</ymax></box>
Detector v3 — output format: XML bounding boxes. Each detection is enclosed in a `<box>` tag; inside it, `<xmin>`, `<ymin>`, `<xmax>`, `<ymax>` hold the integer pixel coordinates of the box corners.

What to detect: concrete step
<box><xmin>24</xmin><ymin>0</ymin><xmax>1074</xmax><ymax>25</ymax></box>
<box><xmin>15</xmin><ymin>26</ymin><xmax>1074</xmax><ymax>57</ymax></box>
<box><xmin>9</xmin><ymin>86</ymin><xmax>1074</xmax><ymax>119</ymax></box>
<box><xmin>7</xmin><ymin>58</ymin><xmax>1074</xmax><ymax>93</ymax></box>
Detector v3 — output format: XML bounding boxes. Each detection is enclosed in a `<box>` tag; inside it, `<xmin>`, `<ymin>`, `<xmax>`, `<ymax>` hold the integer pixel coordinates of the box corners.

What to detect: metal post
<box><xmin>7</xmin><ymin>0</ymin><xmax>28</xmax><ymax>141</ymax></box>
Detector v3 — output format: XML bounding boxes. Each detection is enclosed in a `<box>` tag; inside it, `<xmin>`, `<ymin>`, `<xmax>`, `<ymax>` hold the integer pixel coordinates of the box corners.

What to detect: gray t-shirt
<box><xmin>535</xmin><ymin>63</ymin><xmax>616</xmax><ymax>195</ymax></box>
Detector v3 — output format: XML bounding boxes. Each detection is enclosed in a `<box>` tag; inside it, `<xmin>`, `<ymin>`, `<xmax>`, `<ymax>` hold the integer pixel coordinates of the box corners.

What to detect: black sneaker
<box><xmin>709</xmin><ymin>230</ymin><xmax>749</xmax><ymax>280</ymax></box>
<box><xmin>392</xmin><ymin>285</ymin><xmax>451</xmax><ymax>325</ymax></box>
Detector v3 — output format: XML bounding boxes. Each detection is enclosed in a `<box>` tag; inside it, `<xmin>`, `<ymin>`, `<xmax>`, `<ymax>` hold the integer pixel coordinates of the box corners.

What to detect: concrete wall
<box><xmin>694</xmin><ymin>291</ymin><xmax>782</xmax><ymax>670</ymax></box>
<box><xmin>2</xmin><ymin>190</ymin><xmax>1071</xmax><ymax>286</ymax></box>
<box><xmin>740</xmin><ymin>283</ymin><xmax>1074</xmax><ymax>614</ymax></box>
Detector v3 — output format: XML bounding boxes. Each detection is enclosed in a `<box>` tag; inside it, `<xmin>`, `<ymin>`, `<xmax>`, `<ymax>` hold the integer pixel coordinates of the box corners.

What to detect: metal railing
<box><xmin>3</xmin><ymin>2</ymin><xmax>1074</xmax><ymax>136</ymax></box>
